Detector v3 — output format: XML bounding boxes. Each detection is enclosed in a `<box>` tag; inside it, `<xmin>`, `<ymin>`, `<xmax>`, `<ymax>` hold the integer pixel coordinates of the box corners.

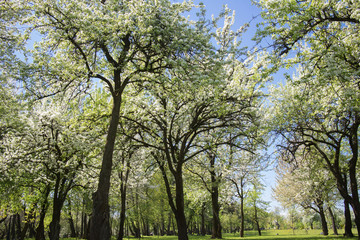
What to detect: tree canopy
<box><xmin>0</xmin><ymin>0</ymin><xmax>359</xmax><ymax>240</ymax></box>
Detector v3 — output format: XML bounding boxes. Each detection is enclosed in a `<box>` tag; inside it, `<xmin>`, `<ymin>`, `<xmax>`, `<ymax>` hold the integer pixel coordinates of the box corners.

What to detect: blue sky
<box><xmin>194</xmin><ymin>0</ymin><xmax>262</xmax><ymax>49</ymax></box>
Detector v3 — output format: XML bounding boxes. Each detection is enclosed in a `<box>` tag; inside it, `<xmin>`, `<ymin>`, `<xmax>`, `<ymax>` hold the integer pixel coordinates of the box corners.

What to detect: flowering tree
<box><xmin>256</xmin><ymin>0</ymin><xmax>360</xmax><ymax>236</ymax></box>
<box><xmin>20</xmin><ymin>0</ymin><xmax>215</xmax><ymax>238</ymax></box>
<box><xmin>120</xmin><ymin>8</ymin><xmax>268</xmax><ymax>238</ymax></box>
<box><xmin>274</xmin><ymin>150</ymin><xmax>337</xmax><ymax>236</ymax></box>
<box><xmin>0</xmin><ymin>95</ymin><xmax>97</xmax><ymax>240</ymax></box>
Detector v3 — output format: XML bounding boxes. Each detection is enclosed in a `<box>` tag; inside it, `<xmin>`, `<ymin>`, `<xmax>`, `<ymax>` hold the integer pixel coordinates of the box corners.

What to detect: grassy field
<box><xmin>118</xmin><ymin>229</ymin><xmax>358</xmax><ymax>240</ymax></box>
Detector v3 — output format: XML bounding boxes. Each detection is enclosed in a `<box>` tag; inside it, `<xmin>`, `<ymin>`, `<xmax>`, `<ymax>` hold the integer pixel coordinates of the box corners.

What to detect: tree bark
<box><xmin>348</xmin><ymin>115</ymin><xmax>360</xmax><ymax>239</ymax></box>
<box><xmin>254</xmin><ymin>203</ymin><xmax>261</xmax><ymax>236</ymax></box>
<box><xmin>49</xmin><ymin>175</ymin><xmax>73</xmax><ymax>240</ymax></box>
<box><xmin>117</xmin><ymin>159</ymin><xmax>130</xmax><ymax>240</ymax></box>
<box><xmin>90</xmin><ymin>89</ymin><xmax>122</xmax><ymax>240</ymax></box>
<box><xmin>328</xmin><ymin>207</ymin><xmax>338</xmax><ymax>235</ymax></box>
<box><xmin>317</xmin><ymin>203</ymin><xmax>328</xmax><ymax>236</ymax></box>
<box><xmin>344</xmin><ymin>198</ymin><xmax>354</xmax><ymax>237</ymax></box>
<box><xmin>174</xmin><ymin>170</ymin><xmax>188</xmax><ymax>240</ymax></box>
<box><xmin>49</xmin><ymin>198</ymin><xmax>62</xmax><ymax>240</ymax></box>
<box><xmin>157</xmin><ymin>156</ymin><xmax>188</xmax><ymax>240</ymax></box>
<box><xmin>240</xmin><ymin>196</ymin><xmax>244</xmax><ymax>238</ymax></box>
<box><xmin>210</xmin><ymin>170</ymin><xmax>222</xmax><ymax>239</ymax></box>
<box><xmin>201</xmin><ymin>203</ymin><xmax>206</xmax><ymax>236</ymax></box>
<box><xmin>35</xmin><ymin>186</ymin><xmax>51</xmax><ymax>240</ymax></box>
<box><xmin>68</xmin><ymin>204</ymin><xmax>77</xmax><ymax>238</ymax></box>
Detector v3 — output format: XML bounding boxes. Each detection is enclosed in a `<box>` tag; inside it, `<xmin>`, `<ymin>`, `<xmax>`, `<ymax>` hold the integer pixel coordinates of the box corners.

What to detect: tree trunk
<box><xmin>254</xmin><ymin>203</ymin><xmax>261</xmax><ymax>236</ymax></box>
<box><xmin>210</xmin><ymin>154</ymin><xmax>222</xmax><ymax>239</ymax></box>
<box><xmin>160</xmin><ymin>201</ymin><xmax>165</xmax><ymax>236</ymax></box>
<box><xmin>129</xmin><ymin>221</ymin><xmax>140</xmax><ymax>238</ymax></box>
<box><xmin>7</xmin><ymin>214</ymin><xmax>19</xmax><ymax>240</ymax></box>
<box><xmin>240</xmin><ymin>196</ymin><xmax>244</xmax><ymax>238</ymax></box>
<box><xmin>328</xmin><ymin>207</ymin><xmax>338</xmax><ymax>235</ymax></box>
<box><xmin>35</xmin><ymin>212</ymin><xmax>46</xmax><ymax>240</ymax></box>
<box><xmin>21</xmin><ymin>207</ymin><xmax>36</xmax><ymax>240</ymax></box>
<box><xmin>90</xmin><ymin>91</ymin><xmax>122</xmax><ymax>240</ymax></box>
<box><xmin>211</xmin><ymin>177</ymin><xmax>222</xmax><ymax>239</ymax></box>
<box><xmin>68</xmin><ymin>214</ymin><xmax>77</xmax><ymax>238</ymax></box>
<box><xmin>317</xmin><ymin>203</ymin><xmax>328</xmax><ymax>236</ymax></box>
<box><xmin>348</xmin><ymin>115</ymin><xmax>360</xmax><ymax>239</ymax></box>
<box><xmin>117</xmin><ymin>160</ymin><xmax>130</xmax><ymax>240</ymax></box>
<box><xmin>49</xmin><ymin>175</ymin><xmax>72</xmax><ymax>240</ymax></box>
<box><xmin>66</xmin><ymin>199</ymin><xmax>77</xmax><ymax>238</ymax></box>
<box><xmin>167</xmin><ymin>213</ymin><xmax>172</xmax><ymax>235</ymax></box>
<box><xmin>35</xmin><ymin>186</ymin><xmax>51</xmax><ymax>240</ymax></box>
<box><xmin>49</xmin><ymin>198</ymin><xmax>62</xmax><ymax>240</ymax></box>
<box><xmin>344</xmin><ymin>198</ymin><xmax>354</xmax><ymax>237</ymax></box>
<box><xmin>201</xmin><ymin>203</ymin><xmax>206</xmax><ymax>236</ymax></box>
<box><xmin>81</xmin><ymin>212</ymin><xmax>88</xmax><ymax>239</ymax></box>
<box><xmin>174</xmin><ymin>172</ymin><xmax>188</xmax><ymax>240</ymax></box>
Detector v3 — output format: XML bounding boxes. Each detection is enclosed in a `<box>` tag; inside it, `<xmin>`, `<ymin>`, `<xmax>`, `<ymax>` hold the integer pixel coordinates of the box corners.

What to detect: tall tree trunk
<box><xmin>201</xmin><ymin>203</ymin><xmax>206</xmax><ymax>236</ymax></box>
<box><xmin>90</xmin><ymin>90</ymin><xmax>122</xmax><ymax>240</ymax></box>
<box><xmin>35</xmin><ymin>186</ymin><xmax>51</xmax><ymax>240</ymax></box>
<box><xmin>240</xmin><ymin>196</ymin><xmax>244</xmax><ymax>238</ymax></box>
<box><xmin>344</xmin><ymin>198</ymin><xmax>354</xmax><ymax>237</ymax></box>
<box><xmin>348</xmin><ymin>116</ymin><xmax>360</xmax><ymax>239</ymax></box>
<box><xmin>117</xmin><ymin>160</ymin><xmax>130</xmax><ymax>240</ymax></box>
<box><xmin>81</xmin><ymin>212</ymin><xmax>87</xmax><ymax>239</ymax></box>
<box><xmin>68</xmin><ymin>211</ymin><xmax>77</xmax><ymax>237</ymax></box>
<box><xmin>230</xmin><ymin>177</ymin><xmax>245</xmax><ymax>237</ymax></box>
<box><xmin>160</xmin><ymin>201</ymin><xmax>165</xmax><ymax>236</ymax></box>
<box><xmin>49</xmin><ymin>175</ymin><xmax>72</xmax><ymax>240</ymax></box>
<box><xmin>167</xmin><ymin>213</ymin><xmax>172</xmax><ymax>235</ymax></box>
<box><xmin>21</xmin><ymin>207</ymin><xmax>36</xmax><ymax>240</ymax></box>
<box><xmin>317</xmin><ymin>202</ymin><xmax>328</xmax><ymax>236</ymax></box>
<box><xmin>254</xmin><ymin>203</ymin><xmax>261</xmax><ymax>236</ymax></box>
<box><xmin>328</xmin><ymin>207</ymin><xmax>338</xmax><ymax>235</ymax></box>
<box><xmin>174</xmin><ymin>171</ymin><xmax>188</xmax><ymax>240</ymax></box>
<box><xmin>49</xmin><ymin>198</ymin><xmax>63</xmax><ymax>240</ymax></box>
<box><xmin>157</xmin><ymin>157</ymin><xmax>188</xmax><ymax>240</ymax></box>
<box><xmin>8</xmin><ymin>213</ymin><xmax>22</xmax><ymax>240</ymax></box>
<box><xmin>211</xmin><ymin>176</ymin><xmax>222</xmax><ymax>239</ymax></box>
<box><xmin>210</xmin><ymin>154</ymin><xmax>222</xmax><ymax>239</ymax></box>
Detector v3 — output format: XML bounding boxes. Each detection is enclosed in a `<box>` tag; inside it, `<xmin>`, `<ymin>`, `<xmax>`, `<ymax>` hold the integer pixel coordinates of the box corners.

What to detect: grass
<box><xmin>117</xmin><ymin>229</ymin><xmax>358</xmax><ymax>240</ymax></box>
<box><xmin>59</xmin><ymin>230</ymin><xmax>357</xmax><ymax>240</ymax></box>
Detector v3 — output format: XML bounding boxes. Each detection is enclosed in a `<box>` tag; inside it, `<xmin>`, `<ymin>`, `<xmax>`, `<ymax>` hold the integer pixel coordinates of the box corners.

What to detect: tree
<box><xmin>247</xmin><ymin>178</ymin><xmax>268</xmax><ymax>236</ymax></box>
<box><xmin>23</xmin><ymin>1</ymin><xmax>211</xmax><ymax>238</ymax></box>
<box><xmin>0</xmin><ymin>0</ymin><xmax>28</xmax><ymax>142</ymax></box>
<box><xmin>273</xmin><ymin>150</ymin><xmax>337</xmax><ymax>236</ymax></box>
<box><xmin>256</xmin><ymin>0</ymin><xmax>360</xmax><ymax>236</ymax></box>
<box><xmin>0</xmin><ymin>95</ymin><xmax>97</xmax><ymax>240</ymax></box>
<box><xmin>186</xmin><ymin>145</ymin><xmax>225</xmax><ymax>239</ymax></box>
<box><xmin>120</xmin><ymin>7</ymin><xmax>268</xmax><ymax>239</ymax></box>
<box><xmin>227</xmin><ymin>151</ymin><xmax>265</xmax><ymax>237</ymax></box>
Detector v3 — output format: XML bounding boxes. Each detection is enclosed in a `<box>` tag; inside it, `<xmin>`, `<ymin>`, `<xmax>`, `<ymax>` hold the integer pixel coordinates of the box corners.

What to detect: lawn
<box><xmin>117</xmin><ymin>229</ymin><xmax>357</xmax><ymax>240</ymax></box>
